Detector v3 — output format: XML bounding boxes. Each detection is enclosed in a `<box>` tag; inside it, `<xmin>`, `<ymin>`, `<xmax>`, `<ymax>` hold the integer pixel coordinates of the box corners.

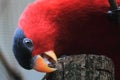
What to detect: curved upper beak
<box><xmin>33</xmin><ymin>51</ymin><xmax>57</xmax><ymax>73</ymax></box>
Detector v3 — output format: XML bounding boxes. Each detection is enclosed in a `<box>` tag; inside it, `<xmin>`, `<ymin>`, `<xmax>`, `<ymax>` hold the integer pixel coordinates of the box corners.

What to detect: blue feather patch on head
<box><xmin>12</xmin><ymin>27</ymin><xmax>33</xmax><ymax>69</ymax></box>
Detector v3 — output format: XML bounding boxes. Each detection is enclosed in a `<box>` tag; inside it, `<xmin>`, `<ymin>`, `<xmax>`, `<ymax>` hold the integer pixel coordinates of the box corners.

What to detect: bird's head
<box><xmin>12</xmin><ymin>0</ymin><xmax>58</xmax><ymax>73</ymax></box>
<box><xmin>12</xmin><ymin>27</ymin><xmax>57</xmax><ymax>72</ymax></box>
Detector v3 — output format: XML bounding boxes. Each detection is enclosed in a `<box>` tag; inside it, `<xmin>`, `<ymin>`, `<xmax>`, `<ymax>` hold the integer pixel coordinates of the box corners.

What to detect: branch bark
<box><xmin>46</xmin><ymin>54</ymin><xmax>114</xmax><ymax>80</ymax></box>
<box><xmin>108</xmin><ymin>0</ymin><xmax>118</xmax><ymax>10</ymax></box>
<box><xmin>108</xmin><ymin>0</ymin><xmax>120</xmax><ymax>25</ymax></box>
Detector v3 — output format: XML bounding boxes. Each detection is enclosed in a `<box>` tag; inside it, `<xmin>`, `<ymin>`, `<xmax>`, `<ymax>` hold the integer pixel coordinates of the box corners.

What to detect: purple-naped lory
<box><xmin>12</xmin><ymin>0</ymin><xmax>120</xmax><ymax>79</ymax></box>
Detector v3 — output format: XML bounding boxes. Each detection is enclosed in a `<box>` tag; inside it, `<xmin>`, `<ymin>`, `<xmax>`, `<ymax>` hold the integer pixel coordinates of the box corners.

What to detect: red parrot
<box><xmin>12</xmin><ymin>0</ymin><xmax>120</xmax><ymax>79</ymax></box>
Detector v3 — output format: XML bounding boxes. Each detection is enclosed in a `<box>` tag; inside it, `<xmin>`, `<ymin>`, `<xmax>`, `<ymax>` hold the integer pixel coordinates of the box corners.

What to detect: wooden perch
<box><xmin>46</xmin><ymin>54</ymin><xmax>114</xmax><ymax>80</ymax></box>
<box><xmin>108</xmin><ymin>0</ymin><xmax>120</xmax><ymax>24</ymax></box>
<box><xmin>108</xmin><ymin>0</ymin><xmax>118</xmax><ymax>10</ymax></box>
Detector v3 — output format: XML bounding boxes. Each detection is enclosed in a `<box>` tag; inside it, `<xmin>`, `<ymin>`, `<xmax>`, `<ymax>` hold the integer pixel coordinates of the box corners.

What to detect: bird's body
<box><xmin>19</xmin><ymin>0</ymin><xmax>120</xmax><ymax>56</ymax></box>
<box><xmin>13</xmin><ymin>0</ymin><xmax>120</xmax><ymax>79</ymax></box>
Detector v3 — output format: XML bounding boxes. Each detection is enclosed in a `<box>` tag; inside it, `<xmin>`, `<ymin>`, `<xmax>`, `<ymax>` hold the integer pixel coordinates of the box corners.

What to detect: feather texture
<box><xmin>18</xmin><ymin>0</ymin><xmax>120</xmax><ymax>79</ymax></box>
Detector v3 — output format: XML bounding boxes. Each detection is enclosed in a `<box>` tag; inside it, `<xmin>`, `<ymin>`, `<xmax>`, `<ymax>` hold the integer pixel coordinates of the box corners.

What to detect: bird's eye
<box><xmin>23</xmin><ymin>38</ymin><xmax>33</xmax><ymax>49</ymax></box>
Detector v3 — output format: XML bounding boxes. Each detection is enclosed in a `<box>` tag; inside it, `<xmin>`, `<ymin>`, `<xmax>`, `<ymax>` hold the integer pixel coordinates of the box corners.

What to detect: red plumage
<box><xmin>18</xmin><ymin>0</ymin><xmax>120</xmax><ymax>79</ymax></box>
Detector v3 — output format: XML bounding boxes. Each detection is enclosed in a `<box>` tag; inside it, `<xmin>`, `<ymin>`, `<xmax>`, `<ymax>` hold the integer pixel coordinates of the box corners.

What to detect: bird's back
<box><xmin>53</xmin><ymin>0</ymin><xmax>120</xmax><ymax>56</ymax></box>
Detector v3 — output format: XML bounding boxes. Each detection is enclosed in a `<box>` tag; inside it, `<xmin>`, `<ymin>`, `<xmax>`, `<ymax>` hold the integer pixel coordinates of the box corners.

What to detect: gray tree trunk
<box><xmin>46</xmin><ymin>54</ymin><xmax>114</xmax><ymax>80</ymax></box>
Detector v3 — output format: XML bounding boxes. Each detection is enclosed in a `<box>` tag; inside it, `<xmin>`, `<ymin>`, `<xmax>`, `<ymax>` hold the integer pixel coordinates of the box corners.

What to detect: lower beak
<box><xmin>33</xmin><ymin>51</ymin><xmax>57</xmax><ymax>73</ymax></box>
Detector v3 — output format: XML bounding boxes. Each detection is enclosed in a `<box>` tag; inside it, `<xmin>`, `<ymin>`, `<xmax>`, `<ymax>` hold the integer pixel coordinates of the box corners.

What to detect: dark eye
<box><xmin>23</xmin><ymin>38</ymin><xmax>33</xmax><ymax>49</ymax></box>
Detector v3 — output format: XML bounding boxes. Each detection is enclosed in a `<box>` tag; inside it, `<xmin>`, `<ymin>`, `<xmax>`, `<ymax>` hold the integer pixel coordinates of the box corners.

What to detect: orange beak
<box><xmin>33</xmin><ymin>51</ymin><xmax>57</xmax><ymax>73</ymax></box>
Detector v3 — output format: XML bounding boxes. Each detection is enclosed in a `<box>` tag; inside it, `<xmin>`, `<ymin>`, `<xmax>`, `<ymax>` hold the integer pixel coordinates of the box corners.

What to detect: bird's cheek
<box><xmin>32</xmin><ymin>51</ymin><xmax>57</xmax><ymax>73</ymax></box>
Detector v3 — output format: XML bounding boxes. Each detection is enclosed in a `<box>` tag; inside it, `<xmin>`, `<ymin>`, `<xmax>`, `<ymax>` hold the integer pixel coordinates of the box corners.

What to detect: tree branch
<box><xmin>46</xmin><ymin>54</ymin><xmax>115</xmax><ymax>80</ymax></box>
<box><xmin>108</xmin><ymin>0</ymin><xmax>120</xmax><ymax>25</ymax></box>
<box><xmin>108</xmin><ymin>0</ymin><xmax>118</xmax><ymax>10</ymax></box>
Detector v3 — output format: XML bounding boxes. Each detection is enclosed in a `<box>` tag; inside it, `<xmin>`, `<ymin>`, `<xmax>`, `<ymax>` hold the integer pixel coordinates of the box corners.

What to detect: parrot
<box><xmin>12</xmin><ymin>0</ymin><xmax>120</xmax><ymax>79</ymax></box>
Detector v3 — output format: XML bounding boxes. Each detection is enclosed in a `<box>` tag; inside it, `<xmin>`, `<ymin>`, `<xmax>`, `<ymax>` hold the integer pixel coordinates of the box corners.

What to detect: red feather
<box><xmin>18</xmin><ymin>0</ymin><xmax>120</xmax><ymax>79</ymax></box>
